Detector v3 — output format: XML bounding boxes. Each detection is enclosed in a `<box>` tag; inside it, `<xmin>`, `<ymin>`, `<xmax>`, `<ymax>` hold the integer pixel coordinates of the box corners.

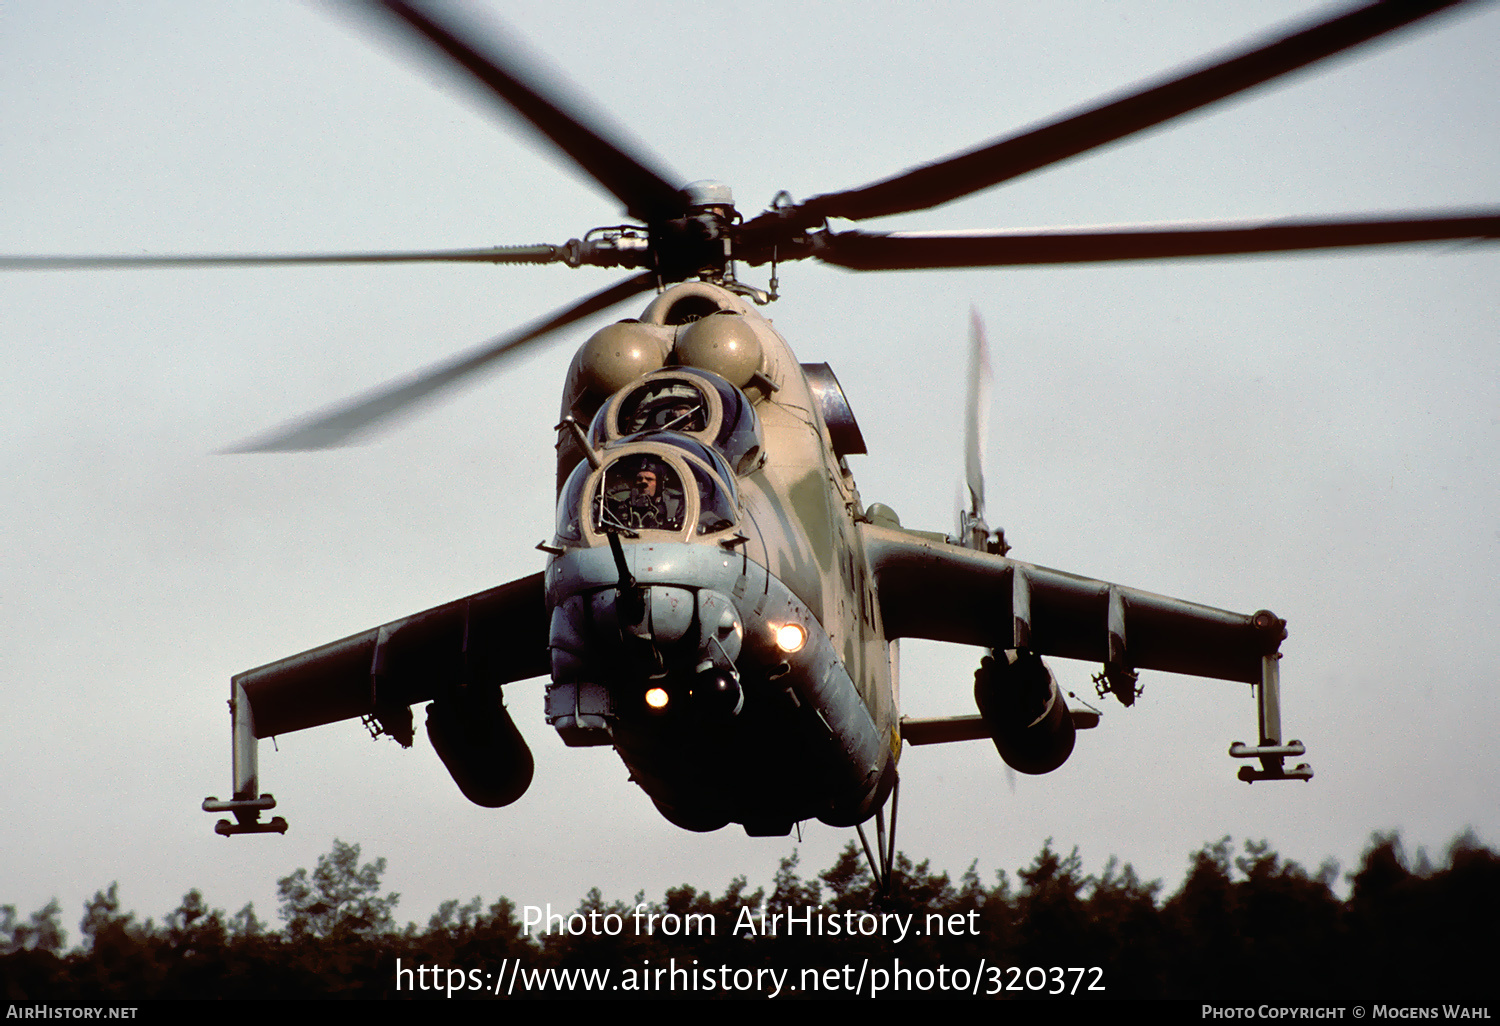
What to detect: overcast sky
<box><xmin>3</xmin><ymin>0</ymin><xmax>1497</xmax><ymax>939</ymax></box>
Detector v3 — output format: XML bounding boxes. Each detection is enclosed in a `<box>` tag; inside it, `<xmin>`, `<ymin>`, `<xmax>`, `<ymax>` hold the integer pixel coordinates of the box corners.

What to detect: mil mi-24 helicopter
<box><xmin>9</xmin><ymin>1</ymin><xmax>1497</xmax><ymax>880</ymax></box>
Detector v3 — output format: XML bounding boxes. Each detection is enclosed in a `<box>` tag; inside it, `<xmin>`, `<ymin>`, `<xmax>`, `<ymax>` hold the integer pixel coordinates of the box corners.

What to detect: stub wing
<box><xmin>861</xmin><ymin>523</ymin><xmax>1309</xmax><ymax>782</ymax></box>
<box><xmin>861</xmin><ymin>523</ymin><xmax>1282</xmax><ymax>681</ymax></box>
<box><xmin>203</xmin><ymin>573</ymin><xmax>548</xmax><ymax>834</ymax></box>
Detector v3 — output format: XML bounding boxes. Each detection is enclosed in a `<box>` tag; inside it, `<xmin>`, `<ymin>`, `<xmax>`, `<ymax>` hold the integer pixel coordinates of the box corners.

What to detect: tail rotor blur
<box><xmin>956</xmin><ymin>309</ymin><xmax>1009</xmax><ymax>556</ymax></box>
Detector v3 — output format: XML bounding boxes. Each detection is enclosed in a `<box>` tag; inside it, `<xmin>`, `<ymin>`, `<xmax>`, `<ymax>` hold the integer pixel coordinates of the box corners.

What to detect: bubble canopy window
<box><xmin>596</xmin><ymin>452</ymin><xmax>685</xmax><ymax>534</ymax></box>
<box><xmin>555</xmin><ymin>434</ymin><xmax>739</xmax><ymax>544</ymax></box>
<box><xmin>589</xmin><ymin>367</ymin><xmax>763</xmax><ymax>476</ymax></box>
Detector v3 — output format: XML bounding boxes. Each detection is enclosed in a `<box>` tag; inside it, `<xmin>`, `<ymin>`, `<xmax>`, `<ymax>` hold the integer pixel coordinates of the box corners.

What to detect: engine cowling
<box><xmin>426</xmin><ymin>688</ymin><xmax>534</xmax><ymax>808</ymax></box>
<box><xmin>973</xmin><ymin>650</ymin><xmax>1076</xmax><ymax>775</ymax></box>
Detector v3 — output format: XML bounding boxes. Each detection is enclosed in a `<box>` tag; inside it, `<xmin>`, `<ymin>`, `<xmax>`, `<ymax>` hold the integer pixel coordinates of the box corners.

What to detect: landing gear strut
<box><xmin>855</xmin><ymin>776</ymin><xmax>900</xmax><ymax>895</ymax></box>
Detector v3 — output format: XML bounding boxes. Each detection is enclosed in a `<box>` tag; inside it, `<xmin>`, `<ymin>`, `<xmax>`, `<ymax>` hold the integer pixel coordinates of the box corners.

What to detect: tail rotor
<box><xmin>956</xmin><ymin>309</ymin><xmax>1009</xmax><ymax>555</ymax></box>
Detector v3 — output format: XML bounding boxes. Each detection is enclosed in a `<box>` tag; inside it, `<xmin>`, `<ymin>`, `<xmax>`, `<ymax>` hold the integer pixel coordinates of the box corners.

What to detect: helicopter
<box><xmin>7</xmin><ymin>1</ymin><xmax>1496</xmax><ymax>883</ymax></box>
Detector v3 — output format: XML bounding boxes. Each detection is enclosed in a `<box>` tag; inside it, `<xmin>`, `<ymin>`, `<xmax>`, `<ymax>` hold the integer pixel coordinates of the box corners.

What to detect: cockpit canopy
<box><xmin>555</xmin><ymin>432</ymin><xmax>739</xmax><ymax>545</ymax></box>
<box><xmin>588</xmin><ymin>367</ymin><xmax>764</xmax><ymax>477</ymax></box>
<box><xmin>619</xmin><ymin>380</ymin><xmax>709</xmax><ymax>435</ymax></box>
<box><xmin>596</xmin><ymin>452</ymin><xmax>686</xmax><ymax>534</ymax></box>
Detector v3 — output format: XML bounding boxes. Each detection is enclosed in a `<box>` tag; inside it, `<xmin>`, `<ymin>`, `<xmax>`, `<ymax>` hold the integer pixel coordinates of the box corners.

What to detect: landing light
<box><xmin>644</xmin><ymin>687</ymin><xmax>670</xmax><ymax>710</ymax></box>
<box><xmin>774</xmin><ymin>622</ymin><xmax>807</xmax><ymax>654</ymax></box>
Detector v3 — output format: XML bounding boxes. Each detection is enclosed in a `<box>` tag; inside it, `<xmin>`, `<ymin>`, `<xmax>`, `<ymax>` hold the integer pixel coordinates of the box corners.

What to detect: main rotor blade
<box><xmin>814</xmin><ymin>211</ymin><xmax>1500</xmax><ymax>270</ymax></box>
<box><xmin>225</xmin><ymin>271</ymin><xmax>656</xmax><ymax>453</ymax></box>
<box><xmin>793</xmin><ymin>0</ymin><xmax>1478</xmax><ymax>225</ymax></box>
<box><xmin>372</xmin><ymin>1</ymin><xmax>683</xmax><ymax>223</ymax></box>
<box><xmin>0</xmin><ymin>245</ymin><xmax>572</xmax><ymax>271</ymax></box>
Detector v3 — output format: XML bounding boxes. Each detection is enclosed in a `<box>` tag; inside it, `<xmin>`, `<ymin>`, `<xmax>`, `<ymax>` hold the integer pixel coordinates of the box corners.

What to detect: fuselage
<box><xmin>542</xmin><ymin>281</ymin><xmax>896</xmax><ymax>835</ymax></box>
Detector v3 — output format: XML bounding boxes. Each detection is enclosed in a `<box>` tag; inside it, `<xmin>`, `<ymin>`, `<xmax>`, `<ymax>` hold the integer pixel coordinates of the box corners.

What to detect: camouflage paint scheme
<box><xmin>211</xmin><ymin>279</ymin><xmax>1294</xmax><ymax>839</ymax></box>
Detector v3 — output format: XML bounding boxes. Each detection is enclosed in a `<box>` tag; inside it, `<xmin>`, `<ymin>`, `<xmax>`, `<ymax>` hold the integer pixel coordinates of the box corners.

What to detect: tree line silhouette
<box><xmin>3</xmin><ymin>831</ymin><xmax>1494</xmax><ymax>1000</ymax></box>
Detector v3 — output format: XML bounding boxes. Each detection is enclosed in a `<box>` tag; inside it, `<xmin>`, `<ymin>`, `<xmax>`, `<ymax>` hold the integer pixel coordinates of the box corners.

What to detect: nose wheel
<box><xmin>855</xmin><ymin>776</ymin><xmax>900</xmax><ymax>895</ymax></box>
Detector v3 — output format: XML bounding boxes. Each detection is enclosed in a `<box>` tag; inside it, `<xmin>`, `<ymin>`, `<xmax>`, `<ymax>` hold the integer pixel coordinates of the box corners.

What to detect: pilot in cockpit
<box><xmin>623</xmin><ymin>382</ymin><xmax>708</xmax><ymax>435</ymax></box>
<box><xmin>600</xmin><ymin>457</ymin><xmax>684</xmax><ymax>532</ymax></box>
